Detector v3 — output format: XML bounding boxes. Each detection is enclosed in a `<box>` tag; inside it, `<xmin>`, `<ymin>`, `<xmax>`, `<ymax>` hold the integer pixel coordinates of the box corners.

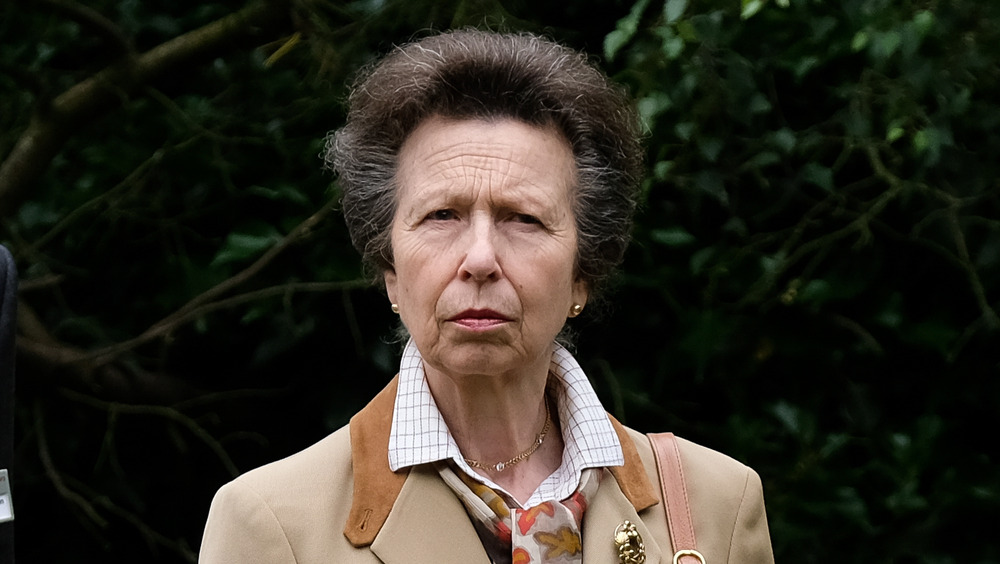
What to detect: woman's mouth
<box><xmin>448</xmin><ymin>309</ymin><xmax>512</xmax><ymax>329</ymax></box>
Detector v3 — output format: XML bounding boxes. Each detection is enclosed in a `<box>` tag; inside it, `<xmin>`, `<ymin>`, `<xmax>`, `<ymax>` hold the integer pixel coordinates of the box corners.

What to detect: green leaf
<box><xmin>636</xmin><ymin>92</ymin><xmax>673</xmax><ymax>131</ymax></box>
<box><xmin>604</xmin><ymin>0</ymin><xmax>650</xmax><ymax>61</ymax></box>
<box><xmin>772</xmin><ymin>402</ymin><xmax>797</xmax><ymax>432</ymax></box>
<box><xmin>747</xmin><ymin>151</ymin><xmax>780</xmax><ymax>169</ymax></box>
<box><xmin>911</xmin><ymin>126</ymin><xmax>953</xmax><ymax>165</ymax></box>
<box><xmin>768</xmin><ymin>128</ymin><xmax>797</xmax><ymax>153</ymax></box>
<box><xmin>792</xmin><ymin>55</ymin><xmax>820</xmax><ymax>80</ymax></box>
<box><xmin>17</xmin><ymin>201</ymin><xmax>61</xmax><ymax>230</ymax></box>
<box><xmin>836</xmin><ymin>487</ymin><xmax>872</xmax><ymax>527</ymax></box>
<box><xmin>241</xmin><ymin>303</ymin><xmax>272</xmax><ymax>324</ymax></box>
<box><xmin>653</xmin><ymin>26</ymin><xmax>685</xmax><ymax>59</ymax></box>
<box><xmin>913</xmin><ymin>129</ymin><xmax>929</xmax><ymax>153</ymax></box>
<box><xmin>664</xmin><ymin>0</ymin><xmax>688</xmax><ymax>23</ymax></box>
<box><xmin>211</xmin><ymin>223</ymin><xmax>283</xmax><ymax>266</ymax></box>
<box><xmin>689</xmin><ymin>247</ymin><xmax>716</xmax><ymax>275</ymax></box>
<box><xmin>801</xmin><ymin>162</ymin><xmax>834</xmax><ymax>192</ymax></box>
<box><xmin>674</xmin><ymin>121</ymin><xmax>696</xmax><ymax>141</ymax></box>
<box><xmin>248</xmin><ymin>184</ymin><xmax>310</xmax><ymax>205</ymax></box>
<box><xmin>820</xmin><ymin>433</ymin><xmax>850</xmax><ymax>458</ymax></box>
<box><xmin>886</xmin><ymin>480</ymin><xmax>929</xmax><ymax>513</ymax></box>
<box><xmin>650</xmin><ymin>227</ymin><xmax>696</xmax><ymax>247</ymax></box>
<box><xmin>722</xmin><ymin>217</ymin><xmax>748</xmax><ymax>236</ymax></box>
<box><xmin>844</xmin><ymin>107</ymin><xmax>872</xmax><ymax>138</ymax></box>
<box><xmin>748</xmin><ymin>93</ymin><xmax>772</xmax><ymax>114</ymax></box>
<box><xmin>603</xmin><ymin>30</ymin><xmax>632</xmax><ymax>62</ymax></box>
<box><xmin>885</xmin><ymin>118</ymin><xmax>907</xmax><ymax>144</ymax></box>
<box><xmin>653</xmin><ymin>160</ymin><xmax>675</xmax><ymax>181</ymax></box>
<box><xmin>675</xmin><ymin>19</ymin><xmax>697</xmax><ymax>41</ymax></box>
<box><xmin>797</xmin><ymin>279</ymin><xmax>832</xmax><ymax>305</ymax></box>
<box><xmin>851</xmin><ymin>30</ymin><xmax>869</xmax><ymax>52</ymax></box>
<box><xmin>760</xmin><ymin>252</ymin><xmax>785</xmax><ymax>276</ymax></box>
<box><xmin>913</xmin><ymin>10</ymin><xmax>934</xmax><ymax>37</ymax></box>
<box><xmin>872</xmin><ymin>29</ymin><xmax>902</xmax><ymax>62</ymax></box>
<box><xmin>741</xmin><ymin>0</ymin><xmax>766</xmax><ymax>20</ymax></box>
<box><xmin>696</xmin><ymin>136</ymin><xmax>724</xmax><ymax>162</ymax></box>
<box><xmin>874</xmin><ymin>293</ymin><xmax>904</xmax><ymax>328</ymax></box>
<box><xmin>694</xmin><ymin>170</ymin><xmax>728</xmax><ymax>204</ymax></box>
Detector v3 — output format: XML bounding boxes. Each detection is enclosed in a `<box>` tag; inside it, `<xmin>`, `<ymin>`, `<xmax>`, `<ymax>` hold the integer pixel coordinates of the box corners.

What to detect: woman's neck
<box><xmin>423</xmin><ymin>361</ymin><xmax>564</xmax><ymax>504</ymax></box>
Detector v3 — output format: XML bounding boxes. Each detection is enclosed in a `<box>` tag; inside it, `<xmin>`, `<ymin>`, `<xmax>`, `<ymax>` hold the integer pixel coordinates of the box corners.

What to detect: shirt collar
<box><xmin>388</xmin><ymin>339</ymin><xmax>624</xmax><ymax>506</ymax></box>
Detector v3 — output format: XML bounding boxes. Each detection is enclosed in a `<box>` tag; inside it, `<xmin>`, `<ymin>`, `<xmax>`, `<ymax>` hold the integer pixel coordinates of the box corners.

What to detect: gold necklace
<box><xmin>464</xmin><ymin>400</ymin><xmax>552</xmax><ymax>473</ymax></box>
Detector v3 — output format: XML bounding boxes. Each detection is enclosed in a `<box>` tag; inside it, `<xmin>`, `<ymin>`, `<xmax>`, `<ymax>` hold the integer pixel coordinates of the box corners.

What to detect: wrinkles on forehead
<box><xmin>394</xmin><ymin>117</ymin><xmax>576</xmax><ymax>230</ymax></box>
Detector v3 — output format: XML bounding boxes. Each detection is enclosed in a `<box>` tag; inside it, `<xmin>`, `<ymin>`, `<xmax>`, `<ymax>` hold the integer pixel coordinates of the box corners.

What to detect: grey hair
<box><xmin>322</xmin><ymin>29</ymin><xmax>643</xmax><ymax>300</ymax></box>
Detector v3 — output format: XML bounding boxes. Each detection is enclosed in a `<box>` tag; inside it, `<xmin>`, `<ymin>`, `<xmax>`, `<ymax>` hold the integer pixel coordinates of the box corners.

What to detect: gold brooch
<box><xmin>614</xmin><ymin>520</ymin><xmax>645</xmax><ymax>564</ymax></box>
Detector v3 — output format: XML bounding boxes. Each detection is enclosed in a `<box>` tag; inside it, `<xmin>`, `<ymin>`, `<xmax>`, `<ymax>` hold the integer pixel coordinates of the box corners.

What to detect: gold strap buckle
<box><xmin>672</xmin><ymin>549</ymin><xmax>706</xmax><ymax>564</ymax></box>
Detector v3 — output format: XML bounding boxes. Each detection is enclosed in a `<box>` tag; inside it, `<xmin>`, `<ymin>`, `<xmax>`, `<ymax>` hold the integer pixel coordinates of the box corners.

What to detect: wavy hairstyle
<box><xmin>323</xmin><ymin>29</ymin><xmax>643</xmax><ymax>299</ymax></box>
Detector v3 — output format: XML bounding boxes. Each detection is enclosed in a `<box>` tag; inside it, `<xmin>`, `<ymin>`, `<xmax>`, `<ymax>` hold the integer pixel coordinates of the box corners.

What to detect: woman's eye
<box><xmin>427</xmin><ymin>209</ymin><xmax>456</xmax><ymax>221</ymax></box>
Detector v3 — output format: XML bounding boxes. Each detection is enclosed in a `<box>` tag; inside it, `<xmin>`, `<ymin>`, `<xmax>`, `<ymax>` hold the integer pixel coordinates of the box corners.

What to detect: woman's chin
<box><xmin>435</xmin><ymin>345</ymin><xmax>515</xmax><ymax>375</ymax></box>
<box><xmin>422</xmin><ymin>337</ymin><xmax>555</xmax><ymax>383</ymax></box>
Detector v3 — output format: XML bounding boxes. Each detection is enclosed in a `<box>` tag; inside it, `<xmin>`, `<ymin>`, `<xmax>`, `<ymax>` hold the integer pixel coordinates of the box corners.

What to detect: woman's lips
<box><xmin>448</xmin><ymin>309</ymin><xmax>512</xmax><ymax>329</ymax></box>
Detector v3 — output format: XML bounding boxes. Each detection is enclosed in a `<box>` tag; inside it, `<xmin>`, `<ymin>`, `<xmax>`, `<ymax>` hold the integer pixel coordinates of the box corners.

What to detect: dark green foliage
<box><xmin>595</xmin><ymin>1</ymin><xmax>1000</xmax><ymax>561</ymax></box>
<box><xmin>1</xmin><ymin>0</ymin><xmax>996</xmax><ymax>562</ymax></box>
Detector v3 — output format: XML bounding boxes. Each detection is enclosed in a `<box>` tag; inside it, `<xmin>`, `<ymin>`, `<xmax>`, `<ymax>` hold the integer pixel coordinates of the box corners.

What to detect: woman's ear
<box><xmin>384</xmin><ymin>270</ymin><xmax>398</xmax><ymax>305</ymax></box>
<box><xmin>571</xmin><ymin>278</ymin><xmax>589</xmax><ymax>311</ymax></box>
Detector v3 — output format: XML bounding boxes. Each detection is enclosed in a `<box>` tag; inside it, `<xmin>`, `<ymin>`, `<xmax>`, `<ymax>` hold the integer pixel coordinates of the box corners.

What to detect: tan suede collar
<box><xmin>343</xmin><ymin>376</ymin><xmax>659</xmax><ymax>547</ymax></box>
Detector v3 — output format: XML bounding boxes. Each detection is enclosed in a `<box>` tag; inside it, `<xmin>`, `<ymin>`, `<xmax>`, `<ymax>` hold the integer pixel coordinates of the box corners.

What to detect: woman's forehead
<box><xmin>395</xmin><ymin>117</ymin><xmax>576</xmax><ymax>205</ymax></box>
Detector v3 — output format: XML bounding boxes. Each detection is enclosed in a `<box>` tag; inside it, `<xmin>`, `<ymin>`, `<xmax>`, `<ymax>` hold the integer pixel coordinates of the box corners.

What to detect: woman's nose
<box><xmin>458</xmin><ymin>219</ymin><xmax>502</xmax><ymax>282</ymax></box>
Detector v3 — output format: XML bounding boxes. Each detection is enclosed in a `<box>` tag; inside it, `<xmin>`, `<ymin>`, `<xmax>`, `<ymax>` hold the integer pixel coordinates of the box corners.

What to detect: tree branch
<box><xmin>84</xmin><ymin>276</ymin><xmax>369</xmax><ymax>365</ymax></box>
<box><xmin>82</xmin><ymin>198</ymin><xmax>343</xmax><ymax>364</ymax></box>
<box><xmin>739</xmin><ymin>143</ymin><xmax>911</xmax><ymax>306</ymax></box>
<box><xmin>944</xmin><ymin>205</ymin><xmax>999</xmax><ymax>330</ymax></box>
<box><xmin>59</xmin><ymin>388</ymin><xmax>241</xmax><ymax>478</ymax></box>
<box><xmin>17</xmin><ymin>197</ymin><xmax>361</xmax><ymax>383</ymax></box>
<box><xmin>33</xmin><ymin>0</ymin><xmax>135</xmax><ymax>59</ymax></box>
<box><xmin>57</xmin><ymin>461</ymin><xmax>199</xmax><ymax>562</ymax></box>
<box><xmin>34</xmin><ymin>402</ymin><xmax>110</xmax><ymax>529</ymax></box>
<box><xmin>0</xmin><ymin>0</ymin><xmax>292</xmax><ymax>219</ymax></box>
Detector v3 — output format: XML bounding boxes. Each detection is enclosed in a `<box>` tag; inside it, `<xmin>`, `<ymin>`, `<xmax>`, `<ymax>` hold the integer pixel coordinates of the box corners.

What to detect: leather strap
<box><xmin>648</xmin><ymin>432</ymin><xmax>706</xmax><ymax>564</ymax></box>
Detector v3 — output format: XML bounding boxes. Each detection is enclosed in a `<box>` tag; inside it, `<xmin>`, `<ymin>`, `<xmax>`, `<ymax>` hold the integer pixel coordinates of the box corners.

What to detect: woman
<box><xmin>200</xmin><ymin>30</ymin><xmax>774</xmax><ymax>564</ymax></box>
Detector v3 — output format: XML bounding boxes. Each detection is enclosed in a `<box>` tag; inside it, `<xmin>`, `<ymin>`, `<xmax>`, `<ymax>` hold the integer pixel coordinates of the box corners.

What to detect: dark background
<box><xmin>1</xmin><ymin>0</ymin><xmax>998</xmax><ymax>562</ymax></box>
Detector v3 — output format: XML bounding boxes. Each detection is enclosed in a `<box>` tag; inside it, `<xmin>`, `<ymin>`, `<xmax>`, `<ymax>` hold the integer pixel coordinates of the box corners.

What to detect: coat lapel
<box><xmin>373</xmin><ymin>465</ymin><xmax>663</xmax><ymax>564</ymax></box>
<box><xmin>370</xmin><ymin>464</ymin><xmax>492</xmax><ymax>564</ymax></box>
<box><xmin>582</xmin><ymin>469</ymin><xmax>663</xmax><ymax>564</ymax></box>
<box><xmin>347</xmin><ymin>378</ymin><xmax>665</xmax><ymax>563</ymax></box>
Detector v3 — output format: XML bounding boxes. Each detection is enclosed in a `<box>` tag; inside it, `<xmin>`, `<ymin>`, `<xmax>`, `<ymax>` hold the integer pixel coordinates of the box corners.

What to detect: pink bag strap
<box><xmin>648</xmin><ymin>432</ymin><xmax>707</xmax><ymax>564</ymax></box>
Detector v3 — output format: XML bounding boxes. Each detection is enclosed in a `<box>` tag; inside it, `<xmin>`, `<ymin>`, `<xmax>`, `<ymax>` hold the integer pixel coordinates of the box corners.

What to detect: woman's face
<box><xmin>385</xmin><ymin>116</ymin><xmax>588</xmax><ymax>380</ymax></box>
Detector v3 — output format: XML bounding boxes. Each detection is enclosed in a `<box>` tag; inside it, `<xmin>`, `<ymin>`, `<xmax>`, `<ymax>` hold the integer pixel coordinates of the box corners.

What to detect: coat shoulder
<box><xmin>231</xmin><ymin>424</ymin><xmax>353</xmax><ymax>496</ymax></box>
<box><xmin>620</xmin><ymin>426</ymin><xmax>773</xmax><ymax>564</ymax></box>
<box><xmin>621</xmin><ymin>426</ymin><xmax>756</xmax><ymax>497</ymax></box>
<box><xmin>199</xmin><ymin>425</ymin><xmax>363</xmax><ymax>563</ymax></box>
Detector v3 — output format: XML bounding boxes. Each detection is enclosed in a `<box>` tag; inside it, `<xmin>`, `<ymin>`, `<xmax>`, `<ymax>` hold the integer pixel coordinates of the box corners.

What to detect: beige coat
<box><xmin>199</xmin><ymin>378</ymin><xmax>774</xmax><ymax>563</ymax></box>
